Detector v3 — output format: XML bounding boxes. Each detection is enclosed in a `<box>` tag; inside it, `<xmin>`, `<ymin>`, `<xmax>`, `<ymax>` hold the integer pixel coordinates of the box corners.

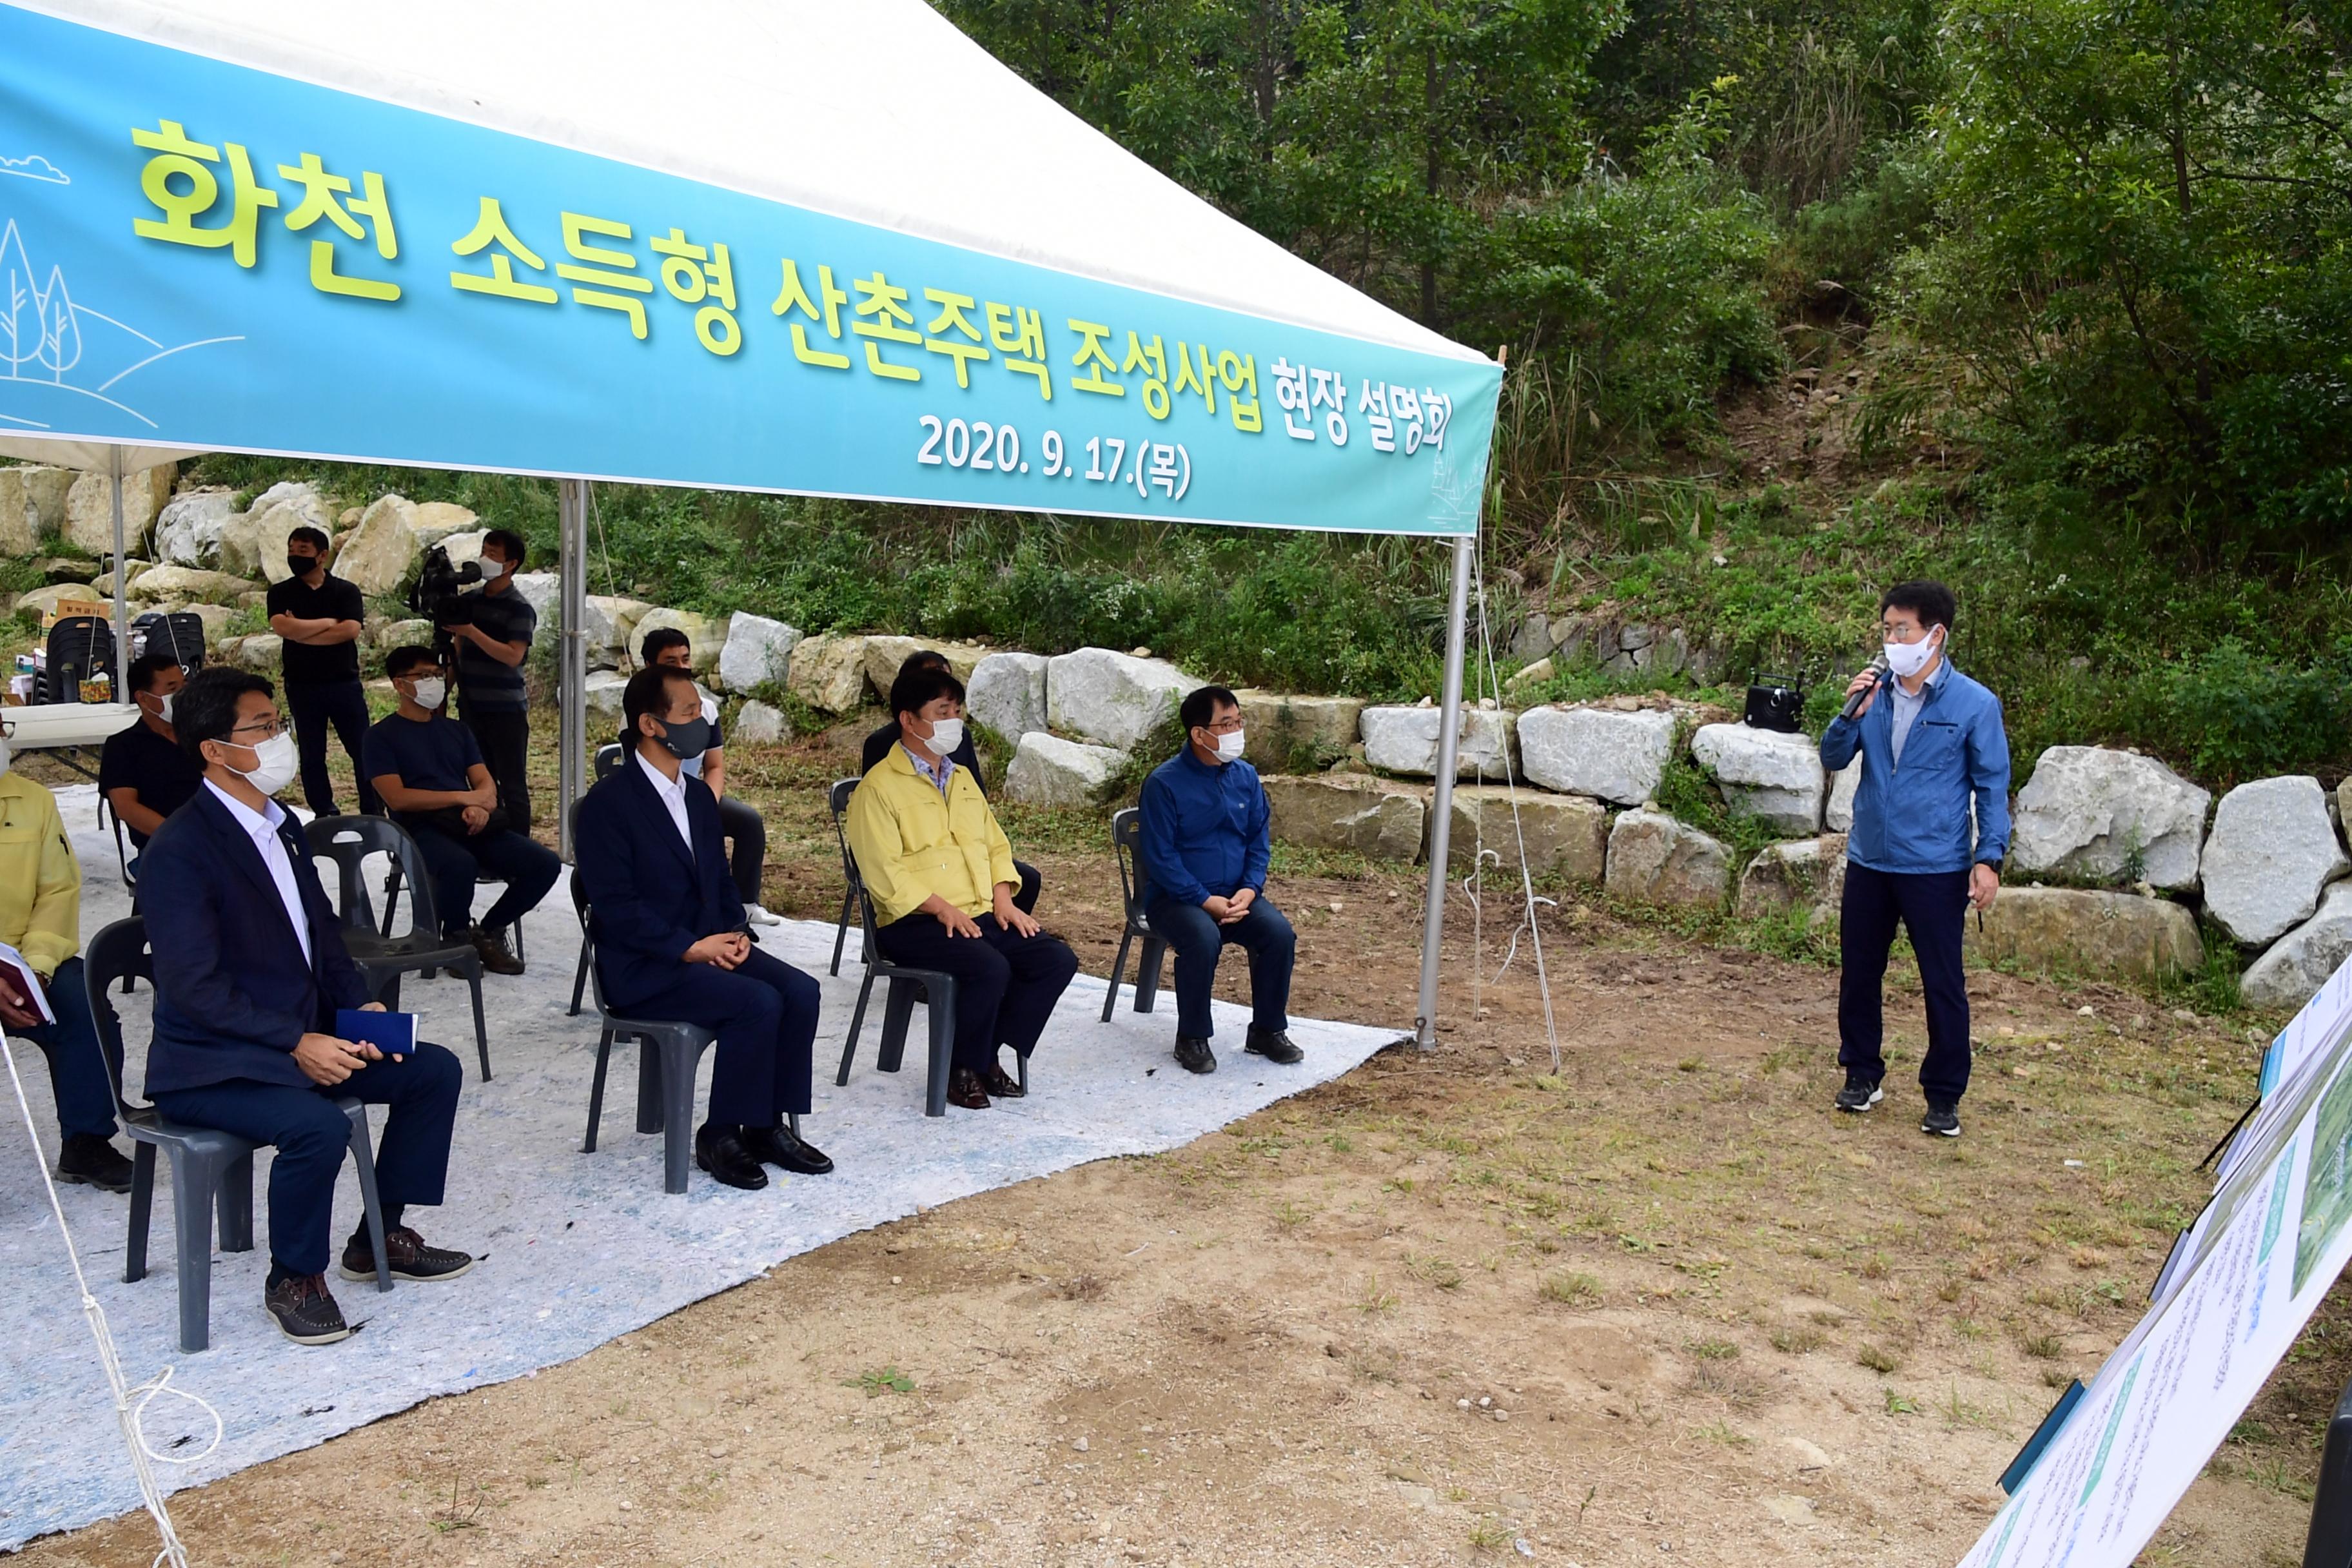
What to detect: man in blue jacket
<box><xmin>574</xmin><ymin>664</ymin><xmax>832</xmax><ymax>1190</ymax></box>
<box><xmin>142</xmin><ymin>668</ymin><xmax>471</xmax><ymax>1347</ymax></box>
<box><xmin>1819</xmin><ymin>580</ymin><xmax>2010</xmax><ymax>1137</ymax></box>
<box><xmin>1138</xmin><ymin>685</ymin><xmax>1300</xmax><ymax>1075</ymax></box>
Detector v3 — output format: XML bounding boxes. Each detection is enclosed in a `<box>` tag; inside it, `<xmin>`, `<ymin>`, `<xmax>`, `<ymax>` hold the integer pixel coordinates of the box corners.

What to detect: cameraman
<box><xmin>1819</xmin><ymin>580</ymin><xmax>2010</xmax><ymax>1139</ymax></box>
<box><xmin>446</xmin><ymin>529</ymin><xmax>536</xmax><ymax>829</ymax></box>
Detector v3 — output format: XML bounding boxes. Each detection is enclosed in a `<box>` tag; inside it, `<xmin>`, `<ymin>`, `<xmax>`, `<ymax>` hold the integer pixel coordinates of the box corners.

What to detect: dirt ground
<box><xmin>20</xmin><ymin>716</ymin><xmax>2349</xmax><ymax>1567</ymax></box>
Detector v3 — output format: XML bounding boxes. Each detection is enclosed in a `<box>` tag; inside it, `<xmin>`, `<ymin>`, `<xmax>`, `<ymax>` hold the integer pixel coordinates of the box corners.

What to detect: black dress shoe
<box><xmin>1245</xmin><ymin>1026</ymin><xmax>1304</xmax><ymax>1065</ymax></box>
<box><xmin>1174</xmin><ymin>1036</ymin><xmax>1217</xmax><ymax>1074</ymax></box>
<box><xmin>743</xmin><ymin>1122</ymin><xmax>834</xmax><ymax>1175</ymax></box>
<box><xmin>263</xmin><ymin>1272</ymin><xmax>352</xmax><ymax>1346</ymax></box>
<box><xmin>57</xmin><ymin>1133</ymin><xmax>133</xmax><ymax>1192</ymax></box>
<box><xmin>979</xmin><ymin>1060</ymin><xmax>1026</xmax><ymax>1099</ymax></box>
<box><xmin>694</xmin><ymin>1125</ymin><xmax>769</xmax><ymax>1190</ymax></box>
<box><xmin>946</xmin><ymin>1067</ymin><xmax>991</xmax><ymax>1110</ymax></box>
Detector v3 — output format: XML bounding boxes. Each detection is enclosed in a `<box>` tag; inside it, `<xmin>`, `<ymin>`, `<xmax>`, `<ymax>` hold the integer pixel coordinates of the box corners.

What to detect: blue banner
<box><xmin>0</xmin><ymin>5</ymin><xmax>1496</xmax><ymax>534</ymax></box>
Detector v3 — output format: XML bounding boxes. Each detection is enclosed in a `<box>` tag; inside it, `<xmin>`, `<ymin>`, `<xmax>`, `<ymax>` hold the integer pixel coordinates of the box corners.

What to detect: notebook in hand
<box><xmin>335</xmin><ymin>1008</ymin><xmax>418</xmax><ymax>1055</ymax></box>
<box><xmin>0</xmin><ymin>941</ymin><xmax>55</xmax><ymax>1026</ymax></box>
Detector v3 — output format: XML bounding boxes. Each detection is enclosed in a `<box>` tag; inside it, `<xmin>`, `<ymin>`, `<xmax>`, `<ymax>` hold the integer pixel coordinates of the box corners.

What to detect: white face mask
<box><xmin>144</xmin><ymin>691</ymin><xmax>175</xmax><ymax>725</ymax></box>
<box><xmin>1883</xmin><ymin>628</ymin><xmax>1943</xmax><ymax>680</ymax></box>
<box><xmin>480</xmin><ymin>556</ymin><xmax>509</xmax><ymax>581</ymax></box>
<box><xmin>921</xmin><ymin>716</ymin><xmax>965</xmax><ymax>758</ymax></box>
<box><xmin>226</xmin><ymin>731</ymin><xmax>299</xmax><ymax>796</ymax></box>
<box><xmin>1213</xmin><ymin>729</ymin><xmax>1246</xmax><ymax>763</ymax></box>
<box><xmin>408</xmin><ymin>676</ymin><xmax>447</xmax><ymax>710</ymax></box>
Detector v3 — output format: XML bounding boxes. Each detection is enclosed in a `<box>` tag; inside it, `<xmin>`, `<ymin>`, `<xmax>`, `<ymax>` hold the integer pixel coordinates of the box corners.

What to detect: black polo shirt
<box><xmin>264</xmin><ymin>571</ymin><xmax>366</xmax><ymax>687</ymax></box>
<box><xmin>98</xmin><ymin>719</ymin><xmax>205</xmax><ymax>847</ymax></box>
<box><xmin>453</xmin><ymin>587</ymin><xmax>534</xmax><ymax>712</ymax></box>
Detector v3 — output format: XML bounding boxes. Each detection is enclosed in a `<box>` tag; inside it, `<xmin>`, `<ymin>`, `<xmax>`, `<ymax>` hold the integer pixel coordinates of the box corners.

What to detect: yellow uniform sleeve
<box><xmin>18</xmin><ymin>790</ymin><xmax>82</xmax><ymax>979</ymax></box>
<box><xmin>845</xmin><ymin>774</ymin><xmax>925</xmax><ymax>927</ymax></box>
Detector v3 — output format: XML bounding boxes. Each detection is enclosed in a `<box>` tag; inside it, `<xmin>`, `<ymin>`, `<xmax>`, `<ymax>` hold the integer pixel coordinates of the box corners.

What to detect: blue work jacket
<box><xmin>1137</xmin><ymin>749</ymin><xmax>1271</xmax><ymax>907</ymax></box>
<box><xmin>1819</xmin><ymin>660</ymin><xmax>2012</xmax><ymax>876</ymax></box>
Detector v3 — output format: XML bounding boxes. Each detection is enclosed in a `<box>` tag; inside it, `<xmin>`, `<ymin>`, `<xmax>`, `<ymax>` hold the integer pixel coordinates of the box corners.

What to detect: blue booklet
<box><xmin>335</xmin><ymin>1008</ymin><xmax>418</xmax><ymax>1056</ymax></box>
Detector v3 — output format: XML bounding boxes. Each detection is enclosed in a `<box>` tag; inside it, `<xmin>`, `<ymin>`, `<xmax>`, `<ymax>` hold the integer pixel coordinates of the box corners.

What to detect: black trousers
<box><xmin>152</xmin><ymin>1044</ymin><xmax>462</xmax><ymax>1277</ymax></box>
<box><xmin>460</xmin><ymin>704</ymin><xmax>531</xmax><ymax>829</ymax></box>
<box><xmin>286</xmin><ymin>680</ymin><xmax>380</xmax><ymax>818</ymax></box>
<box><xmin>1838</xmin><ymin>862</ymin><xmax>1974</xmax><ymax>1103</ymax></box>
<box><xmin>876</xmin><ymin>913</ymin><xmax>1078</xmax><ymax>1072</ymax></box>
<box><xmin>716</xmin><ymin>794</ymin><xmax>767</xmax><ymax>906</ymax></box>
<box><xmin>610</xmin><ymin>946</ymin><xmax>819</xmax><ymax>1125</ymax></box>
<box><xmin>407</xmin><ymin>822</ymin><xmax>562</xmax><ymax>939</ymax></box>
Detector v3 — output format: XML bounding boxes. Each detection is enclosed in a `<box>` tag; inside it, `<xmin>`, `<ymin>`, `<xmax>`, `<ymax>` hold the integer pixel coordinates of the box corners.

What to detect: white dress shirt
<box><xmin>204</xmin><ymin>779</ymin><xmax>311</xmax><ymax>965</ymax></box>
<box><xmin>635</xmin><ymin>749</ymin><xmax>694</xmax><ymax>850</ymax></box>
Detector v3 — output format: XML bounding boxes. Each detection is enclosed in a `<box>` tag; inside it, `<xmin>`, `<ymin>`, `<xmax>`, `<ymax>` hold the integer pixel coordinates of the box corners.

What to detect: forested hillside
<box><xmin>167</xmin><ymin>0</ymin><xmax>2351</xmax><ymax>783</ymax></box>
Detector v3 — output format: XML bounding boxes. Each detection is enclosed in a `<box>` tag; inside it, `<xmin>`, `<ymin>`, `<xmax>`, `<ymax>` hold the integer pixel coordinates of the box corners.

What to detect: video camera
<box><xmin>409</xmin><ymin>543</ymin><xmax>483</xmax><ymax>663</ymax></box>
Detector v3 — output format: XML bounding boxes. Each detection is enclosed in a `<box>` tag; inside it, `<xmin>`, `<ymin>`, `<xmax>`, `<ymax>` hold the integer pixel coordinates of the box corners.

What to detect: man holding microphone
<box><xmin>1820</xmin><ymin>580</ymin><xmax>2010</xmax><ymax>1137</ymax></box>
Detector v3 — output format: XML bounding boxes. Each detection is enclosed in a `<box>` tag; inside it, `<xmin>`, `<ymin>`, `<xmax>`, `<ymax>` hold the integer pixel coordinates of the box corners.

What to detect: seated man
<box><xmin>859</xmin><ymin>648</ymin><xmax>1041</xmax><ymax>914</ymax></box>
<box><xmin>99</xmin><ymin>652</ymin><xmax>204</xmax><ymax>862</ymax></box>
<box><xmin>1138</xmin><ymin>684</ymin><xmax>1301</xmax><ymax>1075</ymax></box>
<box><xmin>640</xmin><ymin>627</ymin><xmax>779</xmax><ymax>926</ymax></box>
<box><xmin>847</xmin><ymin>663</ymin><xmax>1077</xmax><ymax>1110</ymax></box>
<box><xmin>141</xmin><ymin>667</ymin><xmax>472</xmax><ymax>1347</ymax></box>
<box><xmin>363</xmin><ymin>645</ymin><xmax>560</xmax><ymax>975</ymax></box>
<box><xmin>575</xmin><ymin>665</ymin><xmax>832</xmax><ymax>1190</ymax></box>
<box><xmin>0</xmin><ymin>715</ymin><xmax>132</xmax><ymax>1190</ymax></box>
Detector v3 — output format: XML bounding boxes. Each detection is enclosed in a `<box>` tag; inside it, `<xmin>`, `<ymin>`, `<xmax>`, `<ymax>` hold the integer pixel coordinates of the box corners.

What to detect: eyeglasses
<box><xmin>228</xmin><ymin>718</ymin><xmax>284</xmax><ymax>741</ymax></box>
<box><xmin>1200</xmin><ymin>717</ymin><xmax>1244</xmax><ymax>734</ymax></box>
<box><xmin>1879</xmin><ymin>622</ymin><xmax>1935</xmax><ymax>643</ymax></box>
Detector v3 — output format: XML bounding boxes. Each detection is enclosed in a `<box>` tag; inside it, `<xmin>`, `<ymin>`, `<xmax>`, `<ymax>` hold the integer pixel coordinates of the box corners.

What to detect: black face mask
<box><xmin>654</xmin><ymin>716</ymin><xmax>711</xmax><ymax>762</ymax></box>
<box><xmin>287</xmin><ymin>553</ymin><xmax>319</xmax><ymax>578</ymax></box>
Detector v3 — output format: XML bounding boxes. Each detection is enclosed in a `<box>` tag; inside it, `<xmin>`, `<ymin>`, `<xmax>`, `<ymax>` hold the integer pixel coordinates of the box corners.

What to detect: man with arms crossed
<box><xmin>268</xmin><ymin>525</ymin><xmax>377</xmax><ymax>817</ymax></box>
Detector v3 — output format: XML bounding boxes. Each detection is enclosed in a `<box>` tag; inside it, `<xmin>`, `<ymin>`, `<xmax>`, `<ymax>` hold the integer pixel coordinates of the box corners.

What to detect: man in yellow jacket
<box><xmin>846</xmin><ymin>663</ymin><xmax>1077</xmax><ymax>1111</ymax></box>
<box><xmin>0</xmin><ymin>732</ymin><xmax>132</xmax><ymax>1189</ymax></box>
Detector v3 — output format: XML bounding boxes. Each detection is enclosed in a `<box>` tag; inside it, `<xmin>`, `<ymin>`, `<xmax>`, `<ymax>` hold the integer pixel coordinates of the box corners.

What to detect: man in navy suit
<box><xmin>141</xmin><ymin>668</ymin><xmax>473</xmax><ymax>1347</ymax></box>
<box><xmin>574</xmin><ymin>665</ymin><xmax>833</xmax><ymax>1191</ymax></box>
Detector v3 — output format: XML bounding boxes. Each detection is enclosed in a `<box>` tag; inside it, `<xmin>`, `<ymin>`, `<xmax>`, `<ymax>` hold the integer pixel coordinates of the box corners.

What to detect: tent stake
<box><xmin>1416</xmin><ymin>531</ymin><xmax>1474</xmax><ymax>1048</ymax></box>
<box><xmin>557</xmin><ymin>478</ymin><xmax>589</xmax><ymax>862</ymax></box>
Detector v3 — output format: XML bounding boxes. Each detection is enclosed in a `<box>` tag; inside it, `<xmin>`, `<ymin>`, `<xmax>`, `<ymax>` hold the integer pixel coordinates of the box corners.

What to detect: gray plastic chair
<box><xmin>304</xmin><ymin>815</ymin><xmax>492</xmax><ymax>1081</ymax></box>
<box><xmin>827</xmin><ymin>778</ymin><xmax>987</xmax><ymax>1117</ymax></box>
<box><xmin>1101</xmin><ymin>807</ymin><xmax>1169</xmax><ymax>1020</ymax></box>
<box><xmin>84</xmin><ymin>917</ymin><xmax>391</xmax><ymax>1354</ymax></box>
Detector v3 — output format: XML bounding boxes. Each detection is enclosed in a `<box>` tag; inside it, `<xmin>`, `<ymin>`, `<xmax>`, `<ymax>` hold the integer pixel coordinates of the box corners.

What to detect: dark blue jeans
<box><xmin>19</xmin><ymin>956</ymin><xmax>119</xmax><ymax>1141</ymax></box>
<box><xmin>286</xmin><ymin>680</ymin><xmax>381</xmax><ymax>818</ymax></box>
<box><xmin>1838</xmin><ymin>862</ymin><xmax>1974</xmax><ymax>1103</ymax></box>
<box><xmin>606</xmin><ymin>946</ymin><xmax>820</xmax><ymax>1126</ymax></box>
<box><xmin>406</xmin><ymin>823</ymin><xmax>562</xmax><ymax>939</ymax></box>
<box><xmin>1145</xmin><ymin>896</ymin><xmax>1295</xmax><ymax>1043</ymax></box>
<box><xmin>876</xmin><ymin>914</ymin><xmax>1079</xmax><ymax>1072</ymax></box>
<box><xmin>152</xmin><ymin>1042</ymin><xmax>462</xmax><ymax>1277</ymax></box>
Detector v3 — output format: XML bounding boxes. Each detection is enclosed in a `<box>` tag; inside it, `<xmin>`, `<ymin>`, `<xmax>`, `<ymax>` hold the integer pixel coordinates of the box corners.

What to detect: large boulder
<box><xmin>862</xmin><ymin>634</ymin><xmax>990</xmax><ymax>696</ymax></box>
<box><xmin>407</xmin><ymin>501</ymin><xmax>480</xmax><ymax>547</ymax></box>
<box><xmin>221</xmin><ymin>482</ymin><xmax>333</xmax><ymax>582</ymax></box>
<box><xmin>967</xmin><ymin>651</ymin><xmax>1050</xmax><ymax>742</ymax></box>
<box><xmin>1263</xmin><ymin>774</ymin><xmax>1427</xmax><ymax>860</ymax></box>
<box><xmin>1359</xmin><ymin>704</ymin><xmax>1516</xmax><ymax>780</ymax></box>
<box><xmin>1004</xmin><ymin>732</ymin><xmax>1122</xmax><ymax>807</ymax></box>
<box><xmin>582</xmin><ymin>594</ymin><xmax>657</xmax><ymax>669</ymax></box>
<box><xmin>1965</xmin><ymin>888</ymin><xmax>2205</xmax><ymax>983</ymax></box>
<box><xmin>63</xmin><ymin>462</ymin><xmax>175</xmax><ymax>554</ymax></box>
<box><xmin>0</xmin><ymin>469</ymin><xmax>42</xmax><ymax>555</ymax></box>
<box><xmin>717</xmin><ymin>611</ymin><xmax>800</xmax><ymax>694</ymax></box>
<box><xmin>230</xmin><ymin>632</ymin><xmax>283</xmax><ymax>672</ymax></box>
<box><xmin>785</xmin><ymin>633</ymin><xmax>872</xmax><ymax>713</ymax></box>
<box><xmin>2242</xmin><ymin>884</ymin><xmax>2352</xmax><ymax>1012</ymax></box>
<box><xmin>373</xmin><ymin>616</ymin><xmax>434</xmax><ymax>652</ymax></box>
<box><xmin>507</xmin><ymin>570</ymin><xmax>560</xmax><ymax>620</ymax></box>
<box><xmin>1518</xmin><ymin>705</ymin><xmax>1676</xmax><ymax>805</ymax></box>
<box><xmin>1691</xmin><ymin>722</ymin><xmax>1827</xmax><ymax>835</ymax></box>
<box><xmin>1736</xmin><ymin>835</ymin><xmax>1848</xmax><ymax>931</ymax></box>
<box><xmin>2202</xmin><ymin>776</ymin><xmax>2350</xmax><ymax>946</ymax></box>
<box><xmin>17</xmin><ymin>466</ymin><xmax>73</xmax><ymax>534</ymax></box>
<box><xmin>1235</xmin><ymin>691</ymin><xmax>1366</xmax><ymax>772</ymax></box>
<box><xmin>92</xmin><ymin>559</ymin><xmax>152</xmax><ymax>596</ymax></box>
<box><xmin>151</xmin><ymin>487</ymin><xmax>240</xmax><ymax>568</ymax></box>
<box><xmin>1605</xmin><ymin>808</ymin><xmax>1729</xmax><ymax>908</ymax></box>
<box><xmin>731</xmin><ymin>700</ymin><xmax>788</xmax><ymax>745</ymax></box>
<box><xmin>1826</xmin><ymin>757</ymin><xmax>1861</xmax><ymax>832</ymax></box>
<box><xmin>2008</xmin><ymin>746</ymin><xmax>2211</xmax><ymax>890</ymax></box>
<box><xmin>432</xmin><ymin>529</ymin><xmax>487</xmax><ymax>572</ymax></box>
<box><xmin>17</xmin><ymin>583</ymin><xmax>99</xmax><ymax>618</ymax></box>
<box><xmin>1047</xmin><ymin>648</ymin><xmax>1202</xmax><ymax>752</ymax></box>
<box><xmin>335</xmin><ymin>494</ymin><xmax>422</xmax><ymax>595</ymax></box>
<box><xmin>583</xmin><ymin>669</ymin><xmax>630</xmax><ymax>726</ymax></box>
<box><xmin>1445</xmin><ymin>786</ymin><xmax>1607</xmax><ymax>880</ymax></box>
<box><xmin>128</xmin><ymin>564</ymin><xmax>251</xmax><ymax>605</ymax></box>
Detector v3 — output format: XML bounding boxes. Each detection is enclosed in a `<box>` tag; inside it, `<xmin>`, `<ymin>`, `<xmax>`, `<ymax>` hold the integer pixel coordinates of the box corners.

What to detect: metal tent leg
<box><xmin>1415</xmin><ymin>532</ymin><xmax>1475</xmax><ymax>1049</ymax></box>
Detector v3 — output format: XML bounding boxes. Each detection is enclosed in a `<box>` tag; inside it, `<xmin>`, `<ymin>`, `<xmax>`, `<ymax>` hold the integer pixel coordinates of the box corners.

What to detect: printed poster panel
<box><xmin>0</xmin><ymin>3</ymin><xmax>1496</xmax><ymax>536</ymax></box>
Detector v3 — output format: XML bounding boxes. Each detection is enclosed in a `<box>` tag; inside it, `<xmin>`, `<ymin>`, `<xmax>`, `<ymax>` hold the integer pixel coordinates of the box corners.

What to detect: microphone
<box><xmin>1841</xmin><ymin>652</ymin><xmax>1890</xmax><ymax>720</ymax></box>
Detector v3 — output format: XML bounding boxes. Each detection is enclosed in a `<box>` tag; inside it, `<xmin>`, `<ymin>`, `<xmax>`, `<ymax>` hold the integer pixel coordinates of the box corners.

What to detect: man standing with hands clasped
<box><xmin>1819</xmin><ymin>580</ymin><xmax>2010</xmax><ymax>1138</ymax></box>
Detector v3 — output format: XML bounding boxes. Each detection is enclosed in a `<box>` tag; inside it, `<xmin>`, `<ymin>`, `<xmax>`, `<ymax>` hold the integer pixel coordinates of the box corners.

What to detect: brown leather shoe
<box><xmin>471</xmin><ymin>926</ymin><xmax>524</xmax><ymax>976</ymax></box>
<box><xmin>946</xmin><ymin>1067</ymin><xmax>991</xmax><ymax>1110</ymax></box>
<box><xmin>979</xmin><ymin>1061</ymin><xmax>1026</xmax><ymax>1099</ymax></box>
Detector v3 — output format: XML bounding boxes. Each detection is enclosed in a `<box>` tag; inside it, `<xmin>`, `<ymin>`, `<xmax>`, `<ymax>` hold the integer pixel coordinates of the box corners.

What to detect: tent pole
<box><xmin>1416</xmin><ymin>531</ymin><xmax>1475</xmax><ymax>1049</ymax></box>
<box><xmin>557</xmin><ymin>478</ymin><xmax>588</xmax><ymax>863</ymax></box>
<box><xmin>108</xmin><ymin>447</ymin><xmax>129</xmax><ymax>700</ymax></box>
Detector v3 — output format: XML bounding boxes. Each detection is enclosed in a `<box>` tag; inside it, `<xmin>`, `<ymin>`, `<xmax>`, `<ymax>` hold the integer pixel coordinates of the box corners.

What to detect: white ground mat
<box><xmin>0</xmin><ymin>784</ymin><xmax>1401</xmax><ymax>1547</ymax></box>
